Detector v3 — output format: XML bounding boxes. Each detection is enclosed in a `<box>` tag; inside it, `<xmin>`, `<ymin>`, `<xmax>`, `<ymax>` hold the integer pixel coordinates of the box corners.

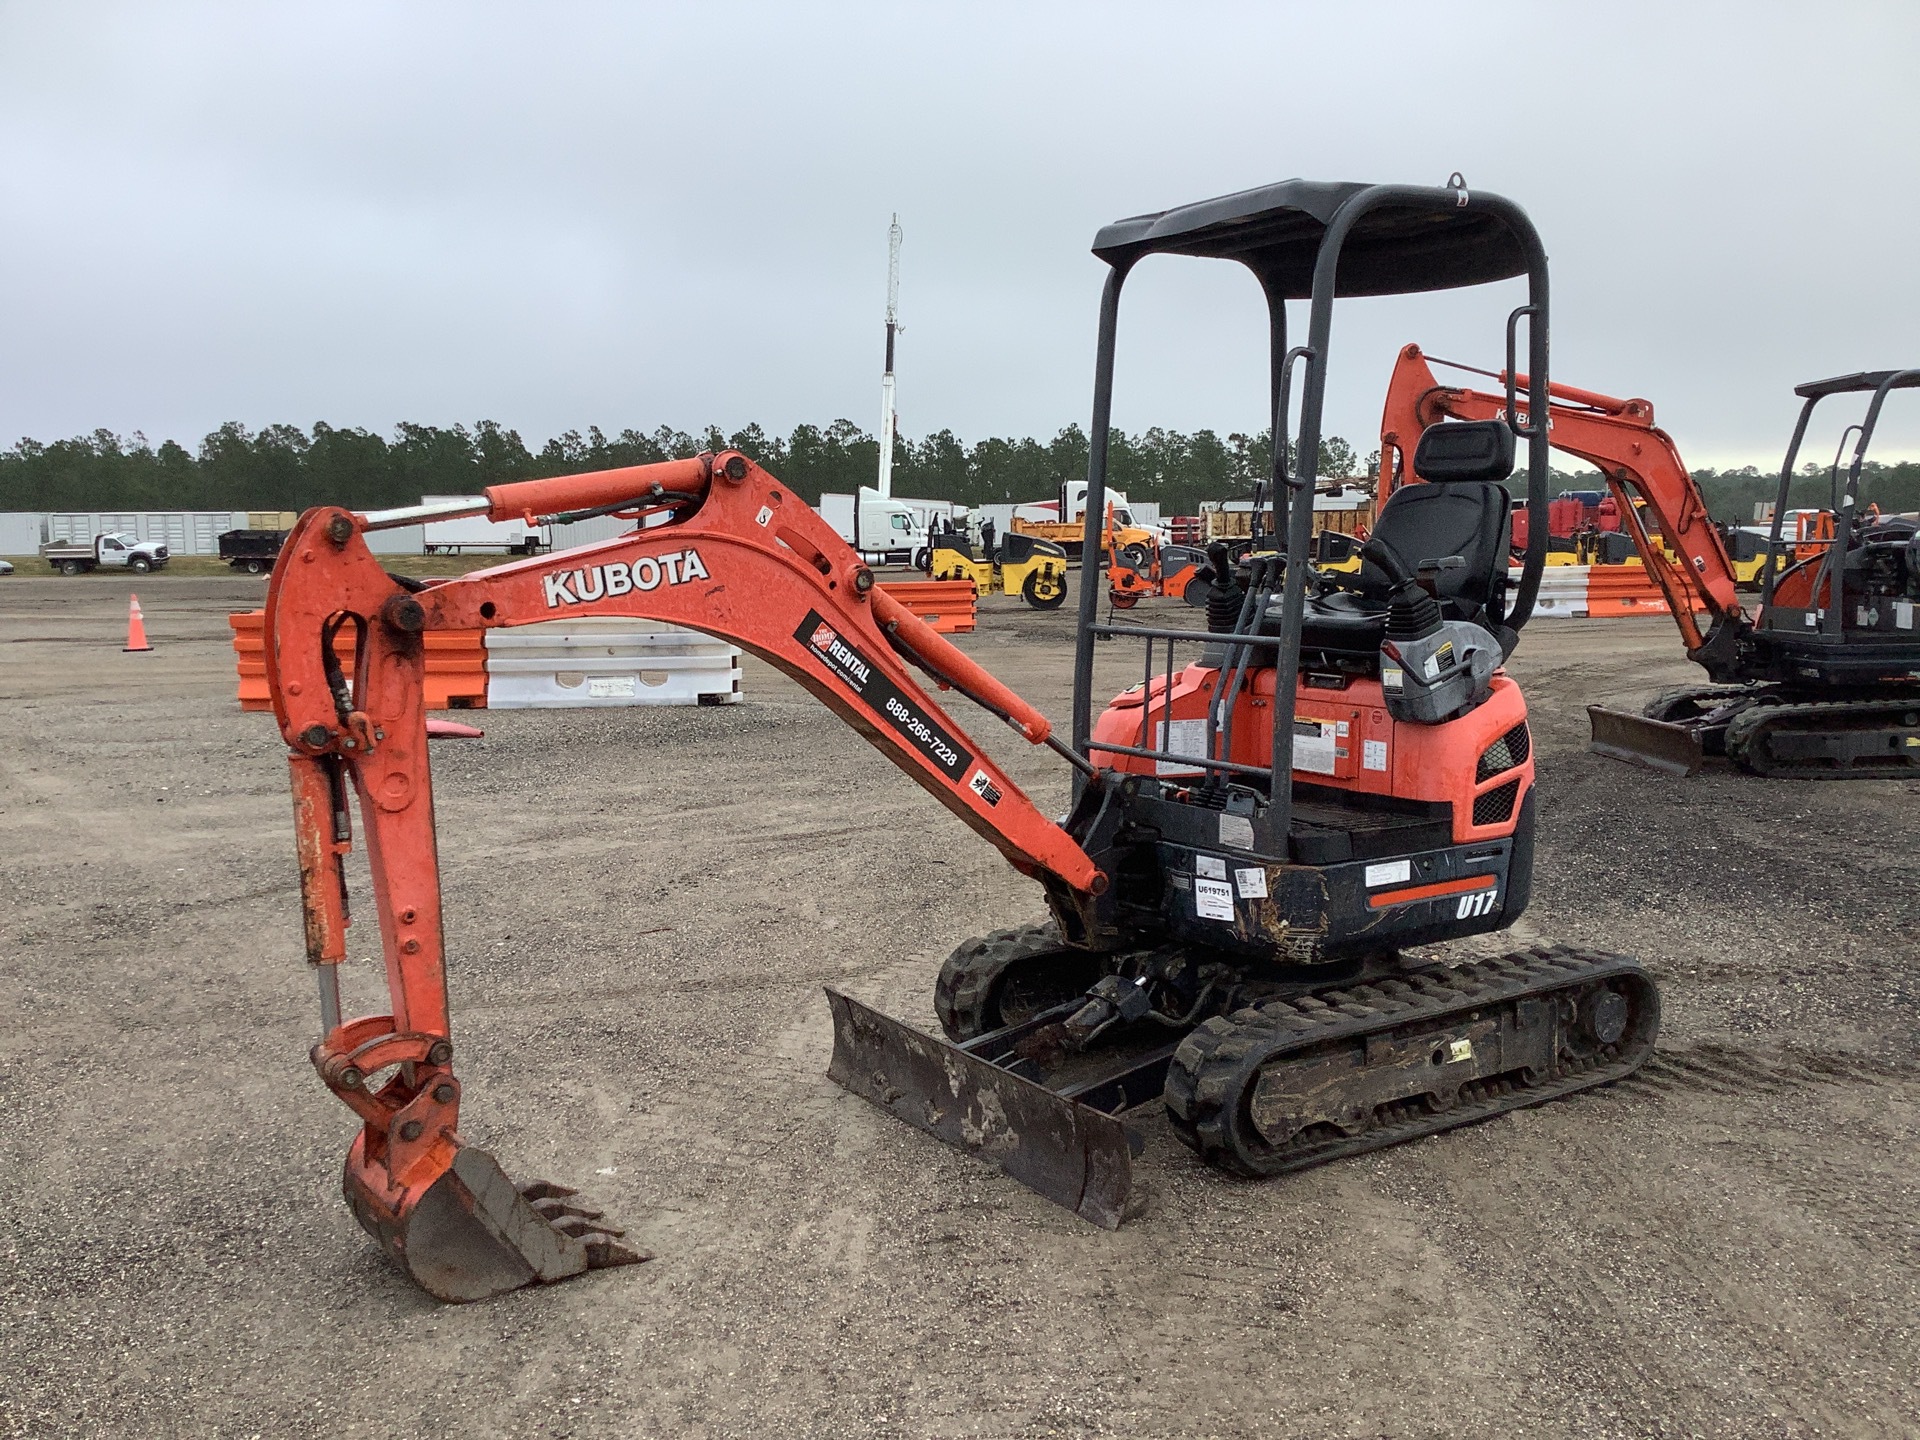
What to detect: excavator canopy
<box><xmin>1091</xmin><ymin>178</ymin><xmax>1533</xmax><ymax>296</ymax></box>
<box><xmin>1794</xmin><ymin>370</ymin><xmax>1920</xmax><ymax>399</ymax></box>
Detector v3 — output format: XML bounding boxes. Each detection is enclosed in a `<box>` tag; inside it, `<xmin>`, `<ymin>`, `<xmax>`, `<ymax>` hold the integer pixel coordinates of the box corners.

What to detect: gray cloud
<box><xmin>3</xmin><ymin>0</ymin><xmax>1917</xmax><ymax>471</ymax></box>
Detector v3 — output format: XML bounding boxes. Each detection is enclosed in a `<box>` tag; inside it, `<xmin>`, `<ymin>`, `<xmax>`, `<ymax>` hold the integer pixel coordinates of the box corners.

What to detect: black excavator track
<box><xmin>830</xmin><ymin>934</ymin><xmax>1657</xmax><ymax>1225</ymax></box>
<box><xmin>1163</xmin><ymin>944</ymin><xmax>1658</xmax><ymax>1177</ymax></box>
<box><xmin>1594</xmin><ymin>683</ymin><xmax>1920</xmax><ymax>778</ymax></box>
<box><xmin>1723</xmin><ymin>697</ymin><xmax>1920</xmax><ymax>778</ymax></box>
<box><xmin>934</xmin><ymin>920</ymin><xmax>1102</xmax><ymax>1040</ymax></box>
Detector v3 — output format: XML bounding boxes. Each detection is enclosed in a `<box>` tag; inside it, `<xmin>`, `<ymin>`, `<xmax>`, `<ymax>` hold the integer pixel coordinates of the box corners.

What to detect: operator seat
<box><xmin>1290</xmin><ymin>420</ymin><xmax>1515</xmax><ymax>662</ymax></box>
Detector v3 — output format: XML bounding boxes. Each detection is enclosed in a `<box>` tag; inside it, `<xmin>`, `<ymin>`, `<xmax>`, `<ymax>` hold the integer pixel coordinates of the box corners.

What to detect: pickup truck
<box><xmin>218</xmin><ymin>529</ymin><xmax>289</xmax><ymax>574</ymax></box>
<box><xmin>40</xmin><ymin>532</ymin><xmax>170</xmax><ymax>575</ymax></box>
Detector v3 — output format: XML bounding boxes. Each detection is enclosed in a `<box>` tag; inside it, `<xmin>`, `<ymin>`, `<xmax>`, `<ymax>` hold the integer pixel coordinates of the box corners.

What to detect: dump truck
<box><xmin>40</xmin><ymin>532</ymin><xmax>169</xmax><ymax>575</ymax></box>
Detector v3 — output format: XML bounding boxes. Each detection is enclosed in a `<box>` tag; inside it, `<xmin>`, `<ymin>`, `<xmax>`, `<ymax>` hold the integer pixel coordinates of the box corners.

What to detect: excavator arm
<box><xmin>264</xmin><ymin>449</ymin><xmax>1103</xmax><ymax>1301</ymax></box>
<box><xmin>1378</xmin><ymin>344</ymin><xmax>1747</xmax><ymax>651</ymax></box>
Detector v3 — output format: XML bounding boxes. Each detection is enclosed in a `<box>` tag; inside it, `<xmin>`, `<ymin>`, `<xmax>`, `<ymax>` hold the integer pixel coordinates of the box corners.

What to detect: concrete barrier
<box><xmin>483</xmin><ymin>618</ymin><xmax>741</xmax><ymax>708</ymax></box>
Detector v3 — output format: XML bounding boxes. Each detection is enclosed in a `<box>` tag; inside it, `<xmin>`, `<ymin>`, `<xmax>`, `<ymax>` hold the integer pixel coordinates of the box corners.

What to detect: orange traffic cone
<box><xmin>123</xmin><ymin>594</ymin><xmax>154</xmax><ymax>652</ymax></box>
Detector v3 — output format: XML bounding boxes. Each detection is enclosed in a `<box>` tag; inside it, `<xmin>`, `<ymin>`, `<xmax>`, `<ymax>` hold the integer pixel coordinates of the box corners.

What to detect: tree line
<box><xmin>3</xmin><ymin>415</ymin><xmax>1915</xmax><ymax>524</ymax></box>
<box><xmin>0</xmin><ymin>417</ymin><xmax>1363</xmax><ymax>520</ymax></box>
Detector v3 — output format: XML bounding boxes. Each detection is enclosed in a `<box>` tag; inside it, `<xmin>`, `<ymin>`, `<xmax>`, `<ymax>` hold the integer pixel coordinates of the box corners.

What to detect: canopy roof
<box><xmin>1794</xmin><ymin>369</ymin><xmax>1920</xmax><ymax>400</ymax></box>
<box><xmin>1091</xmin><ymin>179</ymin><xmax>1531</xmax><ymax>298</ymax></box>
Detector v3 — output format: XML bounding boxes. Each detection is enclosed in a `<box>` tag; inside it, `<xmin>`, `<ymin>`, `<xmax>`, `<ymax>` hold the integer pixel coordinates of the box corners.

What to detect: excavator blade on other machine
<box><xmin>344</xmin><ymin>1142</ymin><xmax>649</xmax><ymax>1304</ymax></box>
<box><xmin>1585</xmin><ymin>704</ymin><xmax>1706</xmax><ymax>777</ymax></box>
<box><xmin>825</xmin><ymin>989</ymin><xmax>1153</xmax><ymax>1229</ymax></box>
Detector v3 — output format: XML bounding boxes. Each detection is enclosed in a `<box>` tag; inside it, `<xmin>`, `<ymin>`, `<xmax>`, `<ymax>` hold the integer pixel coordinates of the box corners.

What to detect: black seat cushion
<box><xmin>1285</xmin><ymin>421</ymin><xmax>1515</xmax><ymax>660</ymax></box>
<box><xmin>1357</xmin><ymin>479</ymin><xmax>1510</xmax><ymax>617</ymax></box>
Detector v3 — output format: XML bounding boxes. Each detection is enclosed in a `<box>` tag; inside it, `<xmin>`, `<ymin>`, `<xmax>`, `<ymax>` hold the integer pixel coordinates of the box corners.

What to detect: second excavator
<box><xmin>264</xmin><ymin>178</ymin><xmax>1658</xmax><ymax>1304</ymax></box>
<box><xmin>1377</xmin><ymin>347</ymin><xmax>1920</xmax><ymax>777</ymax></box>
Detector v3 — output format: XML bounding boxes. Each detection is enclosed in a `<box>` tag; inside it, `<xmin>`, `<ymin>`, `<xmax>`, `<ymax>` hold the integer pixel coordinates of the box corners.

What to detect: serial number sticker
<box><xmin>1193</xmin><ymin>877</ymin><xmax>1236</xmax><ymax>921</ymax></box>
<box><xmin>1363</xmin><ymin>739</ymin><xmax>1388</xmax><ymax>771</ymax></box>
<box><xmin>1218</xmin><ymin>813</ymin><xmax>1255</xmax><ymax>849</ymax></box>
<box><xmin>1234</xmin><ymin>867</ymin><xmax>1267</xmax><ymax>900</ymax></box>
<box><xmin>1364</xmin><ymin>859</ymin><xmax>1412</xmax><ymax>888</ymax></box>
<box><xmin>1195</xmin><ymin>855</ymin><xmax>1227</xmax><ymax>880</ymax></box>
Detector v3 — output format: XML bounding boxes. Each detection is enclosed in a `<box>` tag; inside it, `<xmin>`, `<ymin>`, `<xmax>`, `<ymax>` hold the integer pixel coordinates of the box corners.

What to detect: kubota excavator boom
<box><xmin>268</xmin><ymin>450</ymin><xmax>1108</xmax><ymax>1300</ymax></box>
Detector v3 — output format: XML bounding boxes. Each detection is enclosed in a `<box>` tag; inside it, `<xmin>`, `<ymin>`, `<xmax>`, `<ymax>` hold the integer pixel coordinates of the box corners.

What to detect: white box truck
<box><xmin>421</xmin><ymin>497</ymin><xmax>552</xmax><ymax>556</ymax></box>
<box><xmin>816</xmin><ymin>487</ymin><xmax>929</xmax><ymax>567</ymax></box>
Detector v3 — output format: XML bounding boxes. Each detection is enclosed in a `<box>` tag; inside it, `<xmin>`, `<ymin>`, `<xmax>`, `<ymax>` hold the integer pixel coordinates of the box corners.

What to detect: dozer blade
<box><xmin>1586</xmin><ymin>703</ymin><xmax>1704</xmax><ymax>777</ymax></box>
<box><xmin>824</xmin><ymin>987</ymin><xmax>1146</xmax><ymax>1229</ymax></box>
<box><xmin>344</xmin><ymin>1138</ymin><xmax>650</xmax><ymax>1303</ymax></box>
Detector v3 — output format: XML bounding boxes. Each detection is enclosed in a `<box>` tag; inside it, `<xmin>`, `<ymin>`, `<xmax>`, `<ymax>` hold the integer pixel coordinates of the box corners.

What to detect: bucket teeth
<box><xmin>346</xmin><ymin>1144</ymin><xmax>652</xmax><ymax>1302</ymax></box>
<box><xmin>525</xmin><ymin>1192</ymin><xmax>607</xmax><ymax>1223</ymax></box>
<box><xmin>581</xmin><ymin>1233</ymin><xmax>651</xmax><ymax>1268</ymax></box>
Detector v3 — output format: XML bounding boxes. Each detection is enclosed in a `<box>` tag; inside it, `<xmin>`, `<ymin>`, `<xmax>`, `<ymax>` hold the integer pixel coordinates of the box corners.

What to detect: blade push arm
<box><xmin>1378</xmin><ymin>344</ymin><xmax>1746</xmax><ymax>649</ymax></box>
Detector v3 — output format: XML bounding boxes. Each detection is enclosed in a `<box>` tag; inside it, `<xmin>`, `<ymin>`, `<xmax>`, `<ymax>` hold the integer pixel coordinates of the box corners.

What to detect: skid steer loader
<box><xmin>264</xmin><ymin>177</ymin><xmax>1657</xmax><ymax>1303</ymax></box>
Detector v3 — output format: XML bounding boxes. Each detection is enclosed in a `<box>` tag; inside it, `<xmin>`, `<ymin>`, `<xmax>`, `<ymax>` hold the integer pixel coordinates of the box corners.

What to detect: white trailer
<box><xmin>421</xmin><ymin>497</ymin><xmax>552</xmax><ymax>556</ymax></box>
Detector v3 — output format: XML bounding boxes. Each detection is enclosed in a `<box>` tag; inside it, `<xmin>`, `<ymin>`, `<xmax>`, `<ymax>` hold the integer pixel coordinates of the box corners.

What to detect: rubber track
<box><xmin>1724</xmin><ymin>696</ymin><xmax>1920</xmax><ymax>778</ymax></box>
<box><xmin>933</xmin><ymin>919</ymin><xmax>1067</xmax><ymax>1041</ymax></box>
<box><xmin>1163</xmin><ymin>944</ymin><xmax>1656</xmax><ymax>1178</ymax></box>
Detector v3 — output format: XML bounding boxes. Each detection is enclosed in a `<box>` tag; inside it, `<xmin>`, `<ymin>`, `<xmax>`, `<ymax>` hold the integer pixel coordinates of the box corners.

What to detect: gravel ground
<box><xmin>1</xmin><ymin>575</ymin><xmax>1916</xmax><ymax>1439</ymax></box>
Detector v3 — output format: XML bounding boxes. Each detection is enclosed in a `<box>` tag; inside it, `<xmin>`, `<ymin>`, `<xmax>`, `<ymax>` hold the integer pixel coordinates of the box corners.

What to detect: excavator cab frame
<box><xmin>1757</xmin><ymin>369</ymin><xmax>1920</xmax><ymax>645</ymax></box>
<box><xmin>1067</xmin><ymin>178</ymin><xmax>1552</xmax><ymax>853</ymax></box>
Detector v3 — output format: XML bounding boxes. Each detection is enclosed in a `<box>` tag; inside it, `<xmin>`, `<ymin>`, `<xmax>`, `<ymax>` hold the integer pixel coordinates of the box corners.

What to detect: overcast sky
<box><xmin>3</xmin><ymin>1</ymin><xmax>1918</xmax><ymax>471</ymax></box>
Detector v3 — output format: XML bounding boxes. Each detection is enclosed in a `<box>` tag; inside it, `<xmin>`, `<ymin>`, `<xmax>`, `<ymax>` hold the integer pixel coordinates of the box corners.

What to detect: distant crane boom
<box><xmin>878</xmin><ymin>214</ymin><xmax>902</xmax><ymax>498</ymax></box>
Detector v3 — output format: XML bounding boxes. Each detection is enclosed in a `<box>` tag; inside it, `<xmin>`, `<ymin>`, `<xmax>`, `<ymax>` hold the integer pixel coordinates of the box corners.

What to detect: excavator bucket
<box><xmin>1586</xmin><ymin>703</ymin><xmax>1705</xmax><ymax>777</ymax></box>
<box><xmin>343</xmin><ymin>1140</ymin><xmax>650</xmax><ymax>1303</ymax></box>
<box><xmin>824</xmin><ymin>988</ymin><xmax>1147</xmax><ymax>1229</ymax></box>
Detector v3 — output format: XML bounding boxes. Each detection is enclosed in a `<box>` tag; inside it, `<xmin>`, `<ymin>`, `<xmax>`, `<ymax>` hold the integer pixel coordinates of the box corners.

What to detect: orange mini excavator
<box><xmin>266</xmin><ymin>179</ymin><xmax>1658</xmax><ymax>1303</ymax></box>
<box><xmin>1375</xmin><ymin>347</ymin><xmax>1920</xmax><ymax>777</ymax></box>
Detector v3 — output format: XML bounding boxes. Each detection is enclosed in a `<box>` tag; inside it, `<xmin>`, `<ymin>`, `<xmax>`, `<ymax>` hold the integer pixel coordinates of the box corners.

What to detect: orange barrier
<box><xmin>229</xmin><ymin>611</ymin><xmax>488</xmax><ymax>711</ymax></box>
<box><xmin>875</xmin><ymin>579</ymin><xmax>977</xmax><ymax>634</ymax></box>
<box><xmin>1584</xmin><ymin>565</ymin><xmax>1670</xmax><ymax>618</ymax></box>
